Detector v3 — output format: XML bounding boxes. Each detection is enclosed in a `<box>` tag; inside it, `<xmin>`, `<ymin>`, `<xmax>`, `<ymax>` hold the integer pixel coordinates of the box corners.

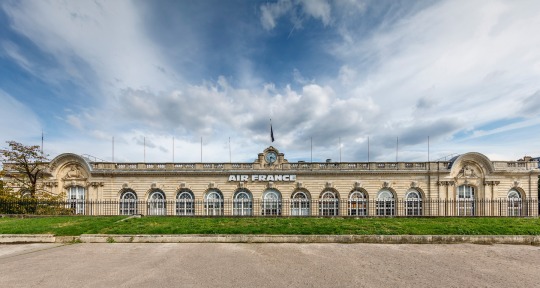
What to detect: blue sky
<box><xmin>1</xmin><ymin>0</ymin><xmax>540</xmax><ymax>163</ymax></box>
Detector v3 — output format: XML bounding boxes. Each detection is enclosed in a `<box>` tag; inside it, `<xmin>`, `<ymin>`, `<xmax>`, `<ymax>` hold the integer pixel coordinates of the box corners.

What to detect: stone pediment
<box><xmin>457</xmin><ymin>164</ymin><xmax>479</xmax><ymax>179</ymax></box>
<box><xmin>61</xmin><ymin>164</ymin><xmax>87</xmax><ymax>180</ymax></box>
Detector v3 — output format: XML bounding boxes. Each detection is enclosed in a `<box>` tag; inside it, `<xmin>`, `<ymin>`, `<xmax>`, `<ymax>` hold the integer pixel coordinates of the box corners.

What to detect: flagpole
<box><xmin>229</xmin><ymin>137</ymin><xmax>231</xmax><ymax>163</ymax></box>
<box><xmin>172</xmin><ymin>137</ymin><xmax>175</xmax><ymax>163</ymax></box>
<box><xmin>144</xmin><ymin>137</ymin><xmax>146</xmax><ymax>163</ymax></box>
<box><xmin>310</xmin><ymin>137</ymin><xmax>313</xmax><ymax>163</ymax></box>
<box><xmin>427</xmin><ymin>136</ymin><xmax>430</xmax><ymax>163</ymax></box>
<box><xmin>396</xmin><ymin>136</ymin><xmax>399</xmax><ymax>162</ymax></box>
<box><xmin>367</xmin><ymin>136</ymin><xmax>370</xmax><ymax>163</ymax></box>
<box><xmin>339</xmin><ymin>137</ymin><xmax>342</xmax><ymax>163</ymax></box>
<box><xmin>41</xmin><ymin>130</ymin><xmax>44</xmax><ymax>156</ymax></box>
<box><xmin>200</xmin><ymin>137</ymin><xmax>203</xmax><ymax>163</ymax></box>
<box><xmin>270</xmin><ymin>118</ymin><xmax>275</xmax><ymax>143</ymax></box>
<box><xmin>112</xmin><ymin>136</ymin><xmax>114</xmax><ymax>162</ymax></box>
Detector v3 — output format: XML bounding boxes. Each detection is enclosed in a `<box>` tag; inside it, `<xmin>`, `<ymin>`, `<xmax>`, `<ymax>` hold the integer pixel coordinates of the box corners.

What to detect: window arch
<box><xmin>348</xmin><ymin>190</ymin><xmax>367</xmax><ymax>216</ymax></box>
<box><xmin>262</xmin><ymin>189</ymin><xmax>281</xmax><ymax>216</ymax></box>
<box><xmin>319</xmin><ymin>190</ymin><xmax>339</xmax><ymax>216</ymax></box>
<box><xmin>376</xmin><ymin>189</ymin><xmax>395</xmax><ymax>216</ymax></box>
<box><xmin>67</xmin><ymin>186</ymin><xmax>86</xmax><ymax>215</ymax></box>
<box><xmin>457</xmin><ymin>185</ymin><xmax>475</xmax><ymax>216</ymax></box>
<box><xmin>291</xmin><ymin>190</ymin><xmax>310</xmax><ymax>216</ymax></box>
<box><xmin>204</xmin><ymin>189</ymin><xmax>223</xmax><ymax>216</ymax></box>
<box><xmin>176</xmin><ymin>190</ymin><xmax>194</xmax><ymax>216</ymax></box>
<box><xmin>147</xmin><ymin>190</ymin><xmax>166</xmax><ymax>215</ymax></box>
<box><xmin>405</xmin><ymin>189</ymin><xmax>422</xmax><ymax>216</ymax></box>
<box><xmin>20</xmin><ymin>189</ymin><xmax>32</xmax><ymax>199</ymax></box>
<box><xmin>119</xmin><ymin>190</ymin><xmax>137</xmax><ymax>215</ymax></box>
<box><xmin>233</xmin><ymin>189</ymin><xmax>253</xmax><ymax>216</ymax></box>
<box><xmin>507</xmin><ymin>189</ymin><xmax>522</xmax><ymax>216</ymax></box>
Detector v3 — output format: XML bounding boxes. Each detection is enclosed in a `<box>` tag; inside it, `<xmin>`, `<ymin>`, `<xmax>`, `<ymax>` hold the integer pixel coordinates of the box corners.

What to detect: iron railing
<box><xmin>0</xmin><ymin>198</ymin><xmax>538</xmax><ymax>217</ymax></box>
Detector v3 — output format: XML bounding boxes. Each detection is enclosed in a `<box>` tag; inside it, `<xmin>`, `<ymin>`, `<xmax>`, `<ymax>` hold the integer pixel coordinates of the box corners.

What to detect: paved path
<box><xmin>1</xmin><ymin>243</ymin><xmax>539</xmax><ymax>287</ymax></box>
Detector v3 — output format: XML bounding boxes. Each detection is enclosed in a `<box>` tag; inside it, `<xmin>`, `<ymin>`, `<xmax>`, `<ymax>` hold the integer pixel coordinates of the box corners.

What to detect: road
<box><xmin>1</xmin><ymin>243</ymin><xmax>539</xmax><ymax>287</ymax></box>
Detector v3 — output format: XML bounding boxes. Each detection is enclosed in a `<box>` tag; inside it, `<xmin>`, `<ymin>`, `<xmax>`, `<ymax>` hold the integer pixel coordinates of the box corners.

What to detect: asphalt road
<box><xmin>1</xmin><ymin>243</ymin><xmax>539</xmax><ymax>287</ymax></box>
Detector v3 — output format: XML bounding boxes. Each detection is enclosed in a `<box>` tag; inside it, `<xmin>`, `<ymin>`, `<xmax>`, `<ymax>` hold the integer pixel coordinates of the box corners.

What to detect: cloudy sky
<box><xmin>1</xmin><ymin>0</ymin><xmax>540</xmax><ymax>163</ymax></box>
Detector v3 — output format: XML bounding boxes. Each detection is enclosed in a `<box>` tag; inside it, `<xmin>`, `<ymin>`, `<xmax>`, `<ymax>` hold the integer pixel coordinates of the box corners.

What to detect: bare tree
<box><xmin>0</xmin><ymin>141</ymin><xmax>48</xmax><ymax>198</ymax></box>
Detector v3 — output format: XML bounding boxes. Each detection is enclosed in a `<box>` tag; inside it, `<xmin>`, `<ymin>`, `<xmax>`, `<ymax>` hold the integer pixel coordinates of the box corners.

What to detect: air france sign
<box><xmin>228</xmin><ymin>174</ymin><xmax>297</xmax><ymax>182</ymax></box>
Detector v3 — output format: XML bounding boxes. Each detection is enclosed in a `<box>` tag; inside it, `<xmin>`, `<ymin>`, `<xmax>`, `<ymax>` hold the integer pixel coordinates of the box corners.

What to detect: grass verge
<box><xmin>0</xmin><ymin>216</ymin><xmax>539</xmax><ymax>236</ymax></box>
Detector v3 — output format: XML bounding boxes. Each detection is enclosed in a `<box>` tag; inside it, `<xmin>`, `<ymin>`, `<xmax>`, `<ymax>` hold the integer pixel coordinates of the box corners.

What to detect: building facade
<box><xmin>8</xmin><ymin>146</ymin><xmax>540</xmax><ymax>217</ymax></box>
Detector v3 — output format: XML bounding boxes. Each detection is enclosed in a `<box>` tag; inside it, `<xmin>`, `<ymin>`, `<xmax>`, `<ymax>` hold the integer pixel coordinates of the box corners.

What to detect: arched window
<box><xmin>67</xmin><ymin>186</ymin><xmax>86</xmax><ymax>215</ymax></box>
<box><xmin>20</xmin><ymin>189</ymin><xmax>32</xmax><ymax>199</ymax></box>
<box><xmin>348</xmin><ymin>190</ymin><xmax>367</xmax><ymax>216</ymax></box>
<box><xmin>119</xmin><ymin>190</ymin><xmax>137</xmax><ymax>215</ymax></box>
<box><xmin>204</xmin><ymin>189</ymin><xmax>223</xmax><ymax>216</ymax></box>
<box><xmin>319</xmin><ymin>190</ymin><xmax>339</xmax><ymax>216</ymax></box>
<box><xmin>147</xmin><ymin>190</ymin><xmax>166</xmax><ymax>215</ymax></box>
<box><xmin>176</xmin><ymin>190</ymin><xmax>194</xmax><ymax>216</ymax></box>
<box><xmin>262</xmin><ymin>189</ymin><xmax>281</xmax><ymax>216</ymax></box>
<box><xmin>233</xmin><ymin>189</ymin><xmax>253</xmax><ymax>216</ymax></box>
<box><xmin>405</xmin><ymin>190</ymin><xmax>422</xmax><ymax>216</ymax></box>
<box><xmin>291</xmin><ymin>191</ymin><xmax>310</xmax><ymax>216</ymax></box>
<box><xmin>507</xmin><ymin>189</ymin><xmax>522</xmax><ymax>216</ymax></box>
<box><xmin>376</xmin><ymin>190</ymin><xmax>395</xmax><ymax>216</ymax></box>
<box><xmin>457</xmin><ymin>185</ymin><xmax>474</xmax><ymax>216</ymax></box>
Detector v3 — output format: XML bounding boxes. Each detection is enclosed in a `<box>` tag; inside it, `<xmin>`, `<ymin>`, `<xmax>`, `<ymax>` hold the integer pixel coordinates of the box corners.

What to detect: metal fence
<box><xmin>0</xmin><ymin>198</ymin><xmax>538</xmax><ymax>217</ymax></box>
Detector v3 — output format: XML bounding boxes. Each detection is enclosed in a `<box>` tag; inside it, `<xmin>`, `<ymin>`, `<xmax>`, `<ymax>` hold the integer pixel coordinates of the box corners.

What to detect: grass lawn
<box><xmin>1</xmin><ymin>216</ymin><xmax>540</xmax><ymax>236</ymax></box>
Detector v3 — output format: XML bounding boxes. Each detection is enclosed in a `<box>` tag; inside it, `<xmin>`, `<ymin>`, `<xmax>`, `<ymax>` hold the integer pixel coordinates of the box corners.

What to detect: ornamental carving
<box><xmin>44</xmin><ymin>181</ymin><xmax>58</xmax><ymax>188</ymax></box>
<box><xmin>484</xmin><ymin>181</ymin><xmax>500</xmax><ymax>186</ymax></box>
<box><xmin>62</xmin><ymin>164</ymin><xmax>86</xmax><ymax>180</ymax></box>
<box><xmin>437</xmin><ymin>181</ymin><xmax>455</xmax><ymax>186</ymax></box>
<box><xmin>458</xmin><ymin>164</ymin><xmax>479</xmax><ymax>178</ymax></box>
<box><xmin>90</xmin><ymin>182</ymin><xmax>104</xmax><ymax>188</ymax></box>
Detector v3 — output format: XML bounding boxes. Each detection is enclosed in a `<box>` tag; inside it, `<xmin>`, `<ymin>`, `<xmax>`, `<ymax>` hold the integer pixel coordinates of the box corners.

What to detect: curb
<box><xmin>0</xmin><ymin>234</ymin><xmax>56</xmax><ymax>244</ymax></box>
<box><xmin>74</xmin><ymin>234</ymin><xmax>540</xmax><ymax>245</ymax></box>
<box><xmin>1</xmin><ymin>234</ymin><xmax>539</xmax><ymax>245</ymax></box>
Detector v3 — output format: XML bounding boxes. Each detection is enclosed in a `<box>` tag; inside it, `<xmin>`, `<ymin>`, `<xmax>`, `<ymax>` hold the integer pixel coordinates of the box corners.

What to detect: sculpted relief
<box><xmin>458</xmin><ymin>164</ymin><xmax>479</xmax><ymax>179</ymax></box>
<box><xmin>62</xmin><ymin>164</ymin><xmax>85</xmax><ymax>180</ymax></box>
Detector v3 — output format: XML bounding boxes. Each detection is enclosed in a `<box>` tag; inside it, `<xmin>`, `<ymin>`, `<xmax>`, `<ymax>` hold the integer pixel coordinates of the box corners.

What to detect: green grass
<box><xmin>1</xmin><ymin>216</ymin><xmax>539</xmax><ymax>236</ymax></box>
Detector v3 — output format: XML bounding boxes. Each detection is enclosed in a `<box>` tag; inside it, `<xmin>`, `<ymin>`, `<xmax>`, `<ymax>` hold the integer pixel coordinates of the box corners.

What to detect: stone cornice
<box><xmin>88</xmin><ymin>169</ymin><xmax>453</xmax><ymax>178</ymax></box>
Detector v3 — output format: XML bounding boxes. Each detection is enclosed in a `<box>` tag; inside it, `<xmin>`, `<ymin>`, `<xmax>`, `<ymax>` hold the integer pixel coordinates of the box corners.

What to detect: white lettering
<box><xmin>229</xmin><ymin>174</ymin><xmax>297</xmax><ymax>182</ymax></box>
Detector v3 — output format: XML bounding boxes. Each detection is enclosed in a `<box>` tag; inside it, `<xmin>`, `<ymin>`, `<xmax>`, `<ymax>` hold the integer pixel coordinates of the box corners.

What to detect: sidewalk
<box><xmin>1</xmin><ymin>234</ymin><xmax>539</xmax><ymax>244</ymax></box>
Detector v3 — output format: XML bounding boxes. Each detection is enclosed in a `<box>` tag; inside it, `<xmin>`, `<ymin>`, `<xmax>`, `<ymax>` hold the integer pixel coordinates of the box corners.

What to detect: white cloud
<box><xmin>1</xmin><ymin>41</ymin><xmax>32</xmax><ymax>72</ymax></box>
<box><xmin>298</xmin><ymin>0</ymin><xmax>332</xmax><ymax>26</ymax></box>
<box><xmin>260</xmin><ymin>0</ymin><xmax>293</xmax><ymax>30</ymax></box>
<box><xmin>0</xmin><ymin>90</ymin><xmax>42</xmax><ymax>144</ymax></box>
<box><xmin>2</xmin><ymin>0</ymin><xmax>540</xmax><ymax>163</ymax></box>
<box><xmin>260</xmin><ymin>0</ymin><xmax>332</xmax><ymax>31</ymax></box>
<box><xmin>2</xmin><ymin>0</ymin><xmax>177</xmax><ymax>94</ymax></box>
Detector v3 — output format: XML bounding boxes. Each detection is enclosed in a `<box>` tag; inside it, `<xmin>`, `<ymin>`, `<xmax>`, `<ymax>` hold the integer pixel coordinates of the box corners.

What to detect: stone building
<box><xmin>6</xmin><ymin>146</ymin><xmax>540</xmax><ymax>216</ymax></box>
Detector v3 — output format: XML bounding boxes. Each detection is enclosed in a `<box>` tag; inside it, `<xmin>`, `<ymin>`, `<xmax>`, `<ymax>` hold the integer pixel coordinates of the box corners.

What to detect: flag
<box><xmin>270</xmin><ymin>124</ymin><xmax>275</xmax><ymax>142</ymax></box>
